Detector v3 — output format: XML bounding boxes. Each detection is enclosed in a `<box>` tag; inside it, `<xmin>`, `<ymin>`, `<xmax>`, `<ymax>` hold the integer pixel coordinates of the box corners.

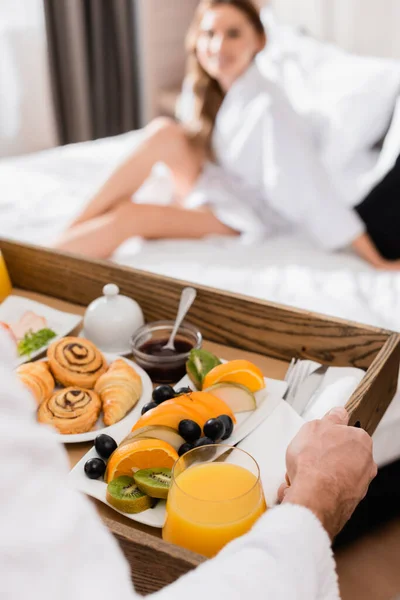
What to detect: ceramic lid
<box><xmin>83</xmin><ymin>284</ymin><xmax>145</xmax><ymax>354</ymax></box>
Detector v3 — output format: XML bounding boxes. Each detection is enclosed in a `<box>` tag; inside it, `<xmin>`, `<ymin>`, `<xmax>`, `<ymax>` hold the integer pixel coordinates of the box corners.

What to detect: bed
<box><xmin>2</xmin><ymin>128</ymin><xmax>400</xmax><ymax>469</ymax></box>
<box><xmin>2</xmin><ymin>11</ymin><xmax>400</xmax><ymax>470</ymax></box>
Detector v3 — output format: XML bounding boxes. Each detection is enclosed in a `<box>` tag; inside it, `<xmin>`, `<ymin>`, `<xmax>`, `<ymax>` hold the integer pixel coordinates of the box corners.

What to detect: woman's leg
<box><xmin>54</xmin><ymin>199</ymin><xmax>237</xmax><ymax>259</ymax></box>
<box><xmin>72</xmin><ymin>118</ymin><xmax>205</xmax><ymax>226</ymax></box>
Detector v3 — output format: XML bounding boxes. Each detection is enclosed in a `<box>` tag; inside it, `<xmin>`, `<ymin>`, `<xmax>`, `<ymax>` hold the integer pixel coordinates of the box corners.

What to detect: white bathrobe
<box><xmin>180</xmin><ymin>63</ymin><xmax>365</xmax><ymax>250</ymax></box>
<box><xmin>0</xmin><ymin>329</ymin><xmax>340</xmax><ymax>600</ymax></box>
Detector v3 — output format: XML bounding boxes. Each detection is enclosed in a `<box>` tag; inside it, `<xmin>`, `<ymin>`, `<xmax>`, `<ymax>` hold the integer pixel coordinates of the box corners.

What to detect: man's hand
<box><xmin>278</xmin><ymin>407</ymin><xmax>377</xmax><ymax>539</ymax></box>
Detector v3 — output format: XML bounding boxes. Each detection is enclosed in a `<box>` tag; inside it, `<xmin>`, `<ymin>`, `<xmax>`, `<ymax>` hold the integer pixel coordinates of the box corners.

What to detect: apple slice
<box><xmin>120</xmin><ymin>425</ymin><xmax>185</xmax><ymax>452</ymax></box>
<box><xmin>203</xmin><ymin>383</ymin><xmax>257</xmax><ymax>413</ymax></box>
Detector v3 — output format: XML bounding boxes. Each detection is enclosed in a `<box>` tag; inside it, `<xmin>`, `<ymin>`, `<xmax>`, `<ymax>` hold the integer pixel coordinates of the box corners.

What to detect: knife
<box><xmin>289</xmin><ymin>365</ymin><xmax>329</xmax><ymax>415</ymax></box>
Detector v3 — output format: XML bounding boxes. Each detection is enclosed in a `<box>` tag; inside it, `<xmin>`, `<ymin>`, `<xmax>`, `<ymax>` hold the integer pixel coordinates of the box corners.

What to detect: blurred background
<box><xmin>2</xmin><ymin>0</ymin><xmax>400</xmax><ymax>158</ymax></box>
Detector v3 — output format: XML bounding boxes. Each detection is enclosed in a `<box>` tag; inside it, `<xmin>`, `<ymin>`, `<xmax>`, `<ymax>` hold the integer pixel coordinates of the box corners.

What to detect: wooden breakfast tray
<box><xmin>2</xmin><ymin>239</ymin><xmax>400</xmax><ymax>594</ymax></box>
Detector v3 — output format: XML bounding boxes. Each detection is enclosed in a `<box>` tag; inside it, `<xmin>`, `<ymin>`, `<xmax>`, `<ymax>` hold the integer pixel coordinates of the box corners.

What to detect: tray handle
<box><xmin>346</xmin><ymin>333</ymin><xmax>400</xmax><ymax>435</ymax></box>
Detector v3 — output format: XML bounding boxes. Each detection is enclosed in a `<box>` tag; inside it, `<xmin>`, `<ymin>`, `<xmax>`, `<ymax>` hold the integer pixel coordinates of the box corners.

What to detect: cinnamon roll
<box><xmin>37</xmin><ymin>387</ymin><xmax>101</xmax><ymax>434</ymax></box>
<box><xmin>47</xmin><ymin>337</ymin><xmax>107</xmax><ymax>389</ymax></box>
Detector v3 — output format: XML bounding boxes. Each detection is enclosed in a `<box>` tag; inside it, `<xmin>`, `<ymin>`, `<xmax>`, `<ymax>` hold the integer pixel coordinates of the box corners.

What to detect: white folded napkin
<box><xmin>237</xmin><ymin>400</ymin><xmax>304</xmax><ymax>507</ymax></box>
<box><xmin>302</xmin><ymin>368</ymin><xmax>364</xmax><ymax>421</ymax></box>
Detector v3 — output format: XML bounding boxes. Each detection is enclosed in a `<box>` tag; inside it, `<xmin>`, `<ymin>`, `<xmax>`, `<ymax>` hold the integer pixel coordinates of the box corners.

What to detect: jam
<box><xmin>137</xmin><ymin>337</ymin><xmax>194</xmax><ymax>384</ymax></box>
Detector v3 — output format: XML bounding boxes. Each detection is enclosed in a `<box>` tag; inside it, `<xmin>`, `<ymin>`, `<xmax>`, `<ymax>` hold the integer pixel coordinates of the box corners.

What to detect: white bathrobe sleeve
<box><xmin>261</xmin><ymin>83</ymin><xmax>365</xmax><ymax>250</ymax></box>
<box><xmin>0</xmin><ymin>331</ymin><xmax>339</xmax><ymax>600</ymax></box>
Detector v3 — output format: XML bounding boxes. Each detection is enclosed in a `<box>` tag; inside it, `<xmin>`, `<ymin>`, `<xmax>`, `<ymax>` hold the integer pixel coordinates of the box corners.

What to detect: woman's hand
<box><xmin>352</xmin><ymin>232</ymin><xmax>400</xmax><ymax>270</ymax></box>
<box><xmin>279</xmin><ymin>407</ymin><xmax>377</xmax><ymax>540</ymax></box>
<box><xmin>375</xmin><ymin>260</ymin><xmax>400</xmax><ymax>271</ymax></box>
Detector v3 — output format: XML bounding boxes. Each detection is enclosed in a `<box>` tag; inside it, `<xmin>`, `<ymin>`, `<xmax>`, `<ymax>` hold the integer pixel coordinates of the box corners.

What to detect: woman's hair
<box><xmin>184</xmin><ymin>0</ymin><xmax>265</xmax><ymax>155</ymax></box>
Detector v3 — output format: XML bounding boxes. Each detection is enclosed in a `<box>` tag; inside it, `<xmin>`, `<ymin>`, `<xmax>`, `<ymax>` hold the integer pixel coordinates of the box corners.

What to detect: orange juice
<box><xmin>0</xmin><ymin>252</ymin><xmax>12</xmax><ymax>302</ymax></box>
<box><xmin>163</xmin><ymin>462</ymin><xmax>266</xmax><ymax>557</ymax></box>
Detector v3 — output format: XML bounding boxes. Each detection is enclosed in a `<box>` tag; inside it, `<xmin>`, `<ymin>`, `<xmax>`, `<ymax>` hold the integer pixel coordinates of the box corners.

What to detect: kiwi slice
<box><xmin>106</xmin><ymin>476</ymin><xmax>156</xmax><ymax>513</ymax></box>
<box><xmin>134</xmin><ymin>467</ymin><xmax>172</xmax><ymax>500</ymax></box>
<box><xmin>186</xmin><ymin>349</ymin><xmax>222</xmax><ymax>389</ymax></box>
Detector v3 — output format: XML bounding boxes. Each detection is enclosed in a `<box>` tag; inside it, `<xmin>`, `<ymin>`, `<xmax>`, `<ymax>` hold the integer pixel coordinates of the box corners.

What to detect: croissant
<box><xmin>16</xmin><ymin>362</ymin><xmax>55</xmax><ymax>405</ymax></box>
<box><xmin>95</xmin><ymin>359</ymin><xmax>143</xmax><ymax>426</ymax></box>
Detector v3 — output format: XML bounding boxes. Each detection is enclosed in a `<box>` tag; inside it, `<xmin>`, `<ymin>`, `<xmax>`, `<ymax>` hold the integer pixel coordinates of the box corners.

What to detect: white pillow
<box><xmin>309</xmin><ymin>53</ymin><xmax>400</xmax><ymax>169</ymax></box>
<box><xmin>259</xmin><ymin>8</ymin><xmax>400</xmax><ymax>169</ymax></box>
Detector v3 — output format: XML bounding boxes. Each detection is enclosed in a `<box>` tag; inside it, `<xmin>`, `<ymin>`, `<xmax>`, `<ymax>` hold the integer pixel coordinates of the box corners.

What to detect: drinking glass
<box><xmin>163</xmin><ymin>445</ymin><xmax>266</xmax><ymax>557</ymax></box>
<box><xmin>0</xmin><ymin>251</ymin><xmax>12</xmax><ymax>302</ymax></box>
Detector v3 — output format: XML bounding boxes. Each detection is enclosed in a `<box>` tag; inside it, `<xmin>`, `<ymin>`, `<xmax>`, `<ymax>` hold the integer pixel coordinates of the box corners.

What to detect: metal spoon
<box><xmin>163</xmin><ymin>287</ymin><xmax>197</xmax><ymax>351</ymax></box>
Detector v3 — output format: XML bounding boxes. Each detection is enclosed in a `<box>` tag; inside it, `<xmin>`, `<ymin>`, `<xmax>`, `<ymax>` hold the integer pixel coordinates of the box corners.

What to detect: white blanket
<box><xmin>3</xmin><ymin>130</ymin><xmax>400</xmax><ymax>330</ymax></box>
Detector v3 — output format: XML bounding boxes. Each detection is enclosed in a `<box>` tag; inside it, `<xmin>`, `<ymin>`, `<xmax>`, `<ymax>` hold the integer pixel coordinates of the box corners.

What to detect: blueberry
<box><xmin>84</xmin><ymin>458</ymin><xmax>106</xmax><ymax>480</ymax></box>
<box><xmin>152</xmin><ymin>385</ymin><xmax>176</xmax><ymax>404</ymax></box>
<box><xmin>219</xmin><ymin>415</ymin><xmax>234</xmax><ymax>440</ymax></box>
<box><xmin>193</xmin><ymin>437</ymin><xmax>214</xmax><ymax>448</ymax></box>
<box><xmin>178</xmin><ymin>419</ymin><xmax>202</xmax><ymax>443</ymax></box>
<box><xmin>94</xmin><ymin>434</ymin><xmax>117</xmax><ymax>459</ymax></box>
<box><xmin>178</xmin><ymin>442</ymin><xmax>194</xmax><ymax>457</ymax></box>
<box><xmin>175</xmin><ymin>386</ymin><xmax>192</xmax><ymax>395</ymax></box>
<box><xmin>193</xmin><ymin>437</ymin><xmax>216</xmax><ymax>459</ymax></box>
<box><xmin>203</xmin><ymin>418</ymin><xmax>225</xmax><ymax>442</ymax></box>
<box><xmin>141</xmin><ymin>401</ymin><xmax>157</xmax><ymax>415</ymax></box>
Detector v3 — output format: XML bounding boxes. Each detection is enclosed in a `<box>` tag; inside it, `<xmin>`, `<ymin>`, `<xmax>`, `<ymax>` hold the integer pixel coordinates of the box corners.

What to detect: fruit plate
<box><xmin>0</xmin><ymin>295</ymin><xmax>82</xmax><ymax>366</ymax></box>
<box><xmin>68</xmin><ymin>371</ymin><xmax>288</xmax><ymax>528</ymax></box>
<box><xmin>47</xmin><ymin>354</ymin><xmax>153</xmax><ymax>444</ymax></box>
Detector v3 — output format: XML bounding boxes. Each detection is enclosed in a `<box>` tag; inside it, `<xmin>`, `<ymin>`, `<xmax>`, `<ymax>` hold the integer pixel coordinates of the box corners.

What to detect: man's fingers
<box><xmin>323</xmin><ymin>407</ymin><xmax>349</xmax><ymax>426</ymax></box>
<box><xmin>278</xmin><ymin>481</ymin><xmax>290</xmax><ymax>503</ymax></box>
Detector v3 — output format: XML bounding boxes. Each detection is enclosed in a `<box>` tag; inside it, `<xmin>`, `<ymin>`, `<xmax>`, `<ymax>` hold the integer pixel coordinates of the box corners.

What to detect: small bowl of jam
<box><xmin>130</xmin><ymin>320</ymin><xmax>202</xmax><ymax>384</ymax></box>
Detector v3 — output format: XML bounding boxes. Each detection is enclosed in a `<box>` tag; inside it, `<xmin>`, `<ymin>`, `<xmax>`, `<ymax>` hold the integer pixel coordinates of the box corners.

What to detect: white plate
<box><xmin>68</xmin><ymin>370</ymin><xmax>287</xmax><ymax>528</ymax></box>
<box><xmin>48</xmin><ymin>354</ymin><xmax>153</xmax><ymax>443</ymax></box>
<box><xmin>0</xmin><ymin>295</ymin><xmax>82</xmax><ymax>366</ymax></box>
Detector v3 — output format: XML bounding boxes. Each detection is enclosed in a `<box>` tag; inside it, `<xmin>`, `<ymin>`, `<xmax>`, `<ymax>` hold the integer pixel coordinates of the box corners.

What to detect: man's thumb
<box><xmin>323</xmin><ymin>407</ymin><xmax>349</xmax><ymax>426</ymax></box>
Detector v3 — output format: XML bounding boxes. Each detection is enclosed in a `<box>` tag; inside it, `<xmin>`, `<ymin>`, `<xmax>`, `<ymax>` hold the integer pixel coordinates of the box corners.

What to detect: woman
<box><xmin>55</xmin><ymin>0</ymin><xmax>400</xmax><ymax>270</ymax></box>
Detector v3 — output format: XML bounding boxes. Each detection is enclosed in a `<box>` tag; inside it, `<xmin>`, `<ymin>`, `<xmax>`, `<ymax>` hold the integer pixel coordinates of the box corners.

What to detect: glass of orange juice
<box><xmin>0</xmin><ymin>251</ymin><xmax>12</xmax><ymax>303</ymax></box>
<box><xmin>162</xmin><ymin>445</ymin><xmax>266</xmax><ymax>558</ymax></box>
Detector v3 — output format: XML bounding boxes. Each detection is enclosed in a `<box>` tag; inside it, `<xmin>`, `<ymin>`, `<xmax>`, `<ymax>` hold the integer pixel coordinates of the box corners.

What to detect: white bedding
<box><xmin>2</xmin><ymin>130</ymin><xmax>400</xmax><ymax>328</ymax></box>
<box><xmin>1</xmin><ymin>130</ymin><xmax>400</xmax><ymax>467</ymax></box>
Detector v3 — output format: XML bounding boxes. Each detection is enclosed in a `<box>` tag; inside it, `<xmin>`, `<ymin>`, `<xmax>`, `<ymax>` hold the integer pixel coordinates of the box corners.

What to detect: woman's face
<box><xmin>196</xmin><ymin>5</ymin><xmax>265</xmax><ymax>90</ymax></box>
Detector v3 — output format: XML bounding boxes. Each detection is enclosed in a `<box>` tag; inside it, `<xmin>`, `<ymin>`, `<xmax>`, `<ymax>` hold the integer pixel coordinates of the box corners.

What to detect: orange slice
<box><xmin>131</xmin><ymin>402</ymin><xmax>205</xmax><ymax>433</ymax></box>
<box><xmin>105</xmin><ymin>438</ymin><xmax>178</xmax><ymax>483</ymax></box>
<box><xmin>203</xmin><ymin>360</ymin><xmax>265</xmax><ymax>393</ymax></box>
<box><xmin>170</xmin><ymin>395</ymin><xmax>227</xmax><ymax>424</ymax></box>
<box><xmin>159</xmin><ymin>397</ymin><xmax>211</xmax><ymax>424</ymax></box>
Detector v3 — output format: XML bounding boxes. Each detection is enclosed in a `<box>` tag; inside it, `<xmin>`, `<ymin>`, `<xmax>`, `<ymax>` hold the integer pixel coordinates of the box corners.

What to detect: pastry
<box><xmin>47</xmin><ymin>337</ymin><xmax>107</xmax><ymax>389</ymax></box>
<box><xmin>16</xmin><ymin>362</ymin><xmax>55</xmax><ymax>405</ymax></box>
<box><xmin>37</xmin><ymin>387</ymin><xmax>101</xmax><ymax>435</ymax></box>
<box><xmin>95</xmin><ymin>359</ymin><xmax>142</xmax><ymax>426</ymax></box>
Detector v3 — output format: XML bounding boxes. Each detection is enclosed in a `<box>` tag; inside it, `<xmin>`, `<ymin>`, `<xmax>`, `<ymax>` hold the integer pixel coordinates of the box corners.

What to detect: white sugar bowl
<box><xmin>83</xmin><ymin>284</ymin><xmax>145</xmax><ymax>354</ymax></box>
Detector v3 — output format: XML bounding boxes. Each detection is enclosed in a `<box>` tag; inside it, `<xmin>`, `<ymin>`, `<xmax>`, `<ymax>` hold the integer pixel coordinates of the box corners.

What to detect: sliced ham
<box><xmin>0</xmin><ymin>322</ymin><xmax>18</xmax><ymax>345</ymax></box>
<box><xmin>11</xmin><ymin>311</ymin><xmax>47</xmax><ymax>340</ymax></box>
